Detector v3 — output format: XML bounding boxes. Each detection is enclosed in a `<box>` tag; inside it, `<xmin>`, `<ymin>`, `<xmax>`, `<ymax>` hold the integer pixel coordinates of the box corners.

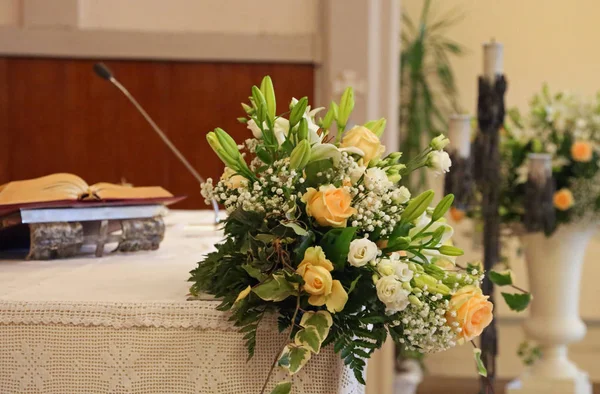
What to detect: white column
<box><xmin>316</xmin><ymin>2</ymin><xmax>401</xmax><ymax>394</ymax></box>
<box><xmin>316</xmin><ymin>0</ymin><xmax>400</xmax><ymax>153</ymax></box>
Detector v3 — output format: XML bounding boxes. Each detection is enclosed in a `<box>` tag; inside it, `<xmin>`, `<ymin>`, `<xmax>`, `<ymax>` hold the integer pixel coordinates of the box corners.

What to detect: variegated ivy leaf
<box><xmin>252</xmin><ymin>274</ymin><xmax>295</xmax><ymax>302</ymax></box>
<box><xmin>474</xmin><ymin>348</ymin><xmax>487</xmax><ymax>377</ymax></box>
<box><xmin>278</xmin><ymin>344</ymin><xmax>312</xmax><ymax>375</ymax></box>
<box><xmin>270</xmin><ymin>381</ymin><xmax>292</xmax><ymax>394</ymax></box>
<box><xmin>294</xmin><ymin>326</ymin><xmax>322</xmax><ymax>354</ymax></box>
<box><xmin>300</xmin><ymin>311</ymin><xmax>333</xmax><ymax>341</ymax></box>
<box><xmin>488</xmin><ymin>269</ymin><xmax>514</xmax><ymax>286</ymax></box>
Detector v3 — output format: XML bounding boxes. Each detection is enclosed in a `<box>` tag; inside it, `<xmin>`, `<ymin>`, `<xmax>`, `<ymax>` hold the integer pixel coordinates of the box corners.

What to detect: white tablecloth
<box><xmin>0</xmin><ymin>210</ymin><xmax>363</xmax><ymax>394</ymax></box>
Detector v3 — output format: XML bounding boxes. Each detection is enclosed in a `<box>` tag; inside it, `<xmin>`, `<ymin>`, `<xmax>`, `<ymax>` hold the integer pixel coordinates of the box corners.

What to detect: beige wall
<box><xmin>402</xmin><ymin>0</ymin><xmax>600</xmax><ymax>381</ymax></box>
<box><xmin>404</xmin><ymin>0</ymin><xmax>600</xmax><ymax>112</ymax></box>
<box><xmin>79</xmin><ymin>0</ymin><xmax>318</xmax><ymax>35</ymax></box>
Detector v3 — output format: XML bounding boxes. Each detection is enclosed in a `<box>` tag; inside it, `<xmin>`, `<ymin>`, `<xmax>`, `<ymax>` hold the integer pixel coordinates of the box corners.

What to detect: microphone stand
<box><xmin>93</xmin><ymin>63</ymin><xmax>220</xmax><ymax>225</ymax></box>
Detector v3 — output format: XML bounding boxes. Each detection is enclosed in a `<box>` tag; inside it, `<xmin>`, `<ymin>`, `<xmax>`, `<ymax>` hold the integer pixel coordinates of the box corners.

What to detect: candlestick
<box><xmin>483</xmin><ymin>40</ymin><xmax>504</xmax><ymax>82</ymax></box>
<box><xmin>447</xmin><ymin>114</ymin><xmax>472</xmax><ymax>158</ymax></box>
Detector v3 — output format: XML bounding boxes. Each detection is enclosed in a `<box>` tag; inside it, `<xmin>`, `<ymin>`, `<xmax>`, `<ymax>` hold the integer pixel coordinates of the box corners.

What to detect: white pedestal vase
<box><xmin>507</xmin><ymin>224</ymin><xmax>595</xmax><ymax>394</ymax></box>
<box><xmin>393</xmin><ymin>360</ymin><xmax>423</xmax><ymax>394</ymax></box>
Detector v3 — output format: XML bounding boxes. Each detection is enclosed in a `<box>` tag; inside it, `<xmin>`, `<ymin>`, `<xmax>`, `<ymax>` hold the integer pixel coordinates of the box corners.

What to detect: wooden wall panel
<box><xmin>0</xmin><ymin>58</ymin><xmax>315</xmax><ymax>209</ymax></box>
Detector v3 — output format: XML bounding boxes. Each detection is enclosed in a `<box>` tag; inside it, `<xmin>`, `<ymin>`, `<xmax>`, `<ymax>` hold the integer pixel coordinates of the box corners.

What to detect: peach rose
<box><xmin>340</xmin><ymin>126</ymin><xmax>385</xmax><ymax>164</ymax></box>
<box><xmin>302</xmin><ymin>185</ymin><xmax>357</xmax><ymax>228</ymax></box>
<box><xmin>570</xmin><ymin>141</ymin><xmax>593</xmax><ymax>162</ymax></box>
<box><xmin>446</xmin><ymin>285</ymin><xmax>493</xmax><ymax>342</ymax></box>
<box><xmin>553</xmin><ymin>188</ymin><xmax>574</xmax><ymax>211</ymax></box>
<box><xmin>296</xmin><ymin>247</ymin><xmax>348</xmax><ymax>313</ymax></box>
<box><xmin>220</xmin><ymin>167</ymin><xmax>247</xmax><ymax>189</ymax></box>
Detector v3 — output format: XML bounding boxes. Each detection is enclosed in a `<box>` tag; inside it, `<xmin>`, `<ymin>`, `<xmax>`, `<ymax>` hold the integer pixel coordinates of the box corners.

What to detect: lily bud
<box><xmin>402</xmin><ymin>282</ymin><xmax>412</xmax><ymax>292</ymax></box>
<box><xmin>207</xmin><ymin>132</ymin><xmax>234</xmax><ymax>167</ymax></box>
<box><xmin>372</xmin><ymin>274</ymin><xmax>380</xmax><ymax>284</ymax></box>
<box><xmin>241</xmin><ymin>102</ymin><xmax>254</xmax><ymax>115</ymax></box>
<box><xmin>297</xmin><ymin>118</ymin><xmax>309</xmax><ymax>141</ymax></box>
<box><xmin>430</xmin><ymin>134</ymin><xmax>450</xmax><ymax>150</ymax></box>
<box><xmin>215</xmin><ymin>128</ymin><xmax>240</xmax><ymax>161</ymax></box>
<box><xmin>408</xmin><ymin>295</ymin><xmax>423</xmax><ymax>307</ymax></box>
<box><xmin>290</xmin><ymin>140</ymin><xmax>311</xmax><ymax>170</ymax></box>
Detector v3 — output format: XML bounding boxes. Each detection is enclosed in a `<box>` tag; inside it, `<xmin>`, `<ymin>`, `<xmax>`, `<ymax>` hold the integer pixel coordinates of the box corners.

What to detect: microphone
<box><xmin>93</xmin><ymin>62</ymin><xmax>220</xmax><ymax>225</ymax></box>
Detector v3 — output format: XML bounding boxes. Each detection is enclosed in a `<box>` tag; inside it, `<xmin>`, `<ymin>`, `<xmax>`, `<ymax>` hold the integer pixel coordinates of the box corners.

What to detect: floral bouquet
<box><xmin>500</xmin><ymin>85</ymin><xmax>600</xmax><ymax>232</ymax></box>
<box><xmin>191</xmin><ymin>76</ymin><xmax>493</xmax><ymax>393</ymax></box>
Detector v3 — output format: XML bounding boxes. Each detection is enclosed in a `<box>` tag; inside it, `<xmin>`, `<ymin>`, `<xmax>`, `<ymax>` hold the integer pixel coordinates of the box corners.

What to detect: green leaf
<box><xmin>260</xmin><ymin>76</ymin><xmax>276</xmax><ymax>121</ymax></box>
<box><xmin>501</xmin><ymin>292</ymin><xmax>532</xmax><ymax>312</ymax></box>
<box><xmin>401</xmin><ymin>190</ymin><xmax>435</xmax><ymax>224</ymax></box>
<box><xmin>348</xmin><ymin>274</ymin><xmax>362</xmax><ymax>295</ymax></box>
<box><xmin>252</xmin><ymin>274</ymin><xmax>295</xmax><ymax>302</ymax></box>
<box><xmin>320</xmin><ymin>227</ymin><xmax>358</xmax><ymax>270</ymax></box>
<box><xmin>282</xmin><ymin>222</ymin><xmax>308</xmax><ymax>236</ymax></box>
<box><xmin>295</xmin><ymin>326</ymin><xmax>323</xmax><ymax>354</ymax></box>
<box><xmin>383</xmin><ymin>236</ymin><xmax>411</xmax><ymax>253</ymax></box>
<box><xmin>431</xmin><ymin>194</ymin><xmax>454</xmax><ymax>221</ymax></box>
<box><xmin>438</xmin><ymin>245</ymin><xmax>464</xmax><ymax>256</ymax></box>
<box><xmin>254</xmin><ymin>233</ymin><xmax>277</xmax><ymax>243</ymax></box>
<box><xmin>474</xmin><ymin>348</ymin><xmax>487</xmax><ymax>377</ymax></box>
<box><xmin>337</xmin><ymin>87</ymin><xmax>355</xmax><ymax>128</ymax></box>
<box><xmin>270</xmin><ymin>381</ymin><xmax>292</xmax><ymax>394</ymax></box>
<box><xmin>256</xmin><ymin>147</ymin><xmax>273</xmax><ymax>164</ymax></box>
<box><xmin>293</xmin><ymin>231</ymin><xmax>316</xmax><ymax>265</ymax></box>
<box><xmin>489</xmin><ymin>270</ymin><xmax>514</xmax><ymax>286</ymax></box>
<box><xmin>278</xmin><ymin>344</ymin><xmax>312</xmax><ymax>374</ymax></box>
<box><xmin>242</xmin><ymin>264</ymin><xmax>267</xmax><ymax>281</ymax></box>
<box><xmin>300</xmin><ymin>311</ymin><xmax>333</xmax><ymax>340</ymax></box>
<box><xmin>304</xmin><ymin>159</ymin><xmax>334</xmax><ymax>187</ymax></box>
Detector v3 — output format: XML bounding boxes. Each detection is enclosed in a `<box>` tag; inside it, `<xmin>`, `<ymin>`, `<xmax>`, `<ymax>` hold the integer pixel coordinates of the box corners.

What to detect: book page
<box><xmin>91</xmin><ymin>182</ymin><xmax>173</xmax><ymax>200</ymax></box>
<box><xmin>0</xmin><ymin>173</ymin><xmax>88</xmax><ymax>206</ymax></box>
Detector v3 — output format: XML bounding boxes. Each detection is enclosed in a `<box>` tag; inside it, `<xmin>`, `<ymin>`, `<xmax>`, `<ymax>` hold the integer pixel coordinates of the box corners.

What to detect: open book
<box><xmin>0</xmin><ymin>173</ymin><xmax>182</xmax><ymax>215</ymax></box>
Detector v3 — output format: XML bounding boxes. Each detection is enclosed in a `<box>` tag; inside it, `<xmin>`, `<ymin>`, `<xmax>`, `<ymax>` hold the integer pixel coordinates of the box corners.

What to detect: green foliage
<box><xmin>278</xmin><ymin>345</ymin><xmax>312</xmax><ymax>374</ymax></box>
<box><xmin>253</xmin><ymin>274</ymin><xmax>296</xmax><ymax>302</ymax></box>
<box><xmin>501</xmin><ymin>292</ymin><xmax>532</xmax><ymax>312</ymax></box>
<box><xmin>488</xmin><ymin>270</ymin><xmax>513</xmax><ymax>286</ymax></box>
<box><xmin>270</xmin><ymin>381</ymin><xmax>292</xmax><ymax>394</ymax></box>
<box><xmin>400</xmin><ymin>0</ymin><xmax>464</xmax><ymax>189</ymax></box>
<box><xmin>320</xmin><ymin>227</ymin><xmax>358</xmax><ymax>271</ymax></box>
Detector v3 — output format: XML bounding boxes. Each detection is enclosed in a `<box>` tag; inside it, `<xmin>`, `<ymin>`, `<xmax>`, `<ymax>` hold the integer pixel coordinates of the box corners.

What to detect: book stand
<box><xmin>1</xmin><ymin>205</ymin><xmax>166</xmax><ymax>260</ymax></box>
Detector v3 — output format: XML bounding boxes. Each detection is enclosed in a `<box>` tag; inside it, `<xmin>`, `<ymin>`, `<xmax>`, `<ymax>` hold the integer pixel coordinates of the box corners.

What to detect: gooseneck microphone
<box><xmin>93</xmin><ymin>62</ymin><xmax>220</xmax><ymax>224</ymax></box>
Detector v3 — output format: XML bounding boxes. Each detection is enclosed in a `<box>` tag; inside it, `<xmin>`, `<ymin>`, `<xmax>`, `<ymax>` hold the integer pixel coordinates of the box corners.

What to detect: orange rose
<box><xmin>570</xmin><ymin>141</ymin><xmax>593</xmax><ymax>162</ymax></box>
<box><xmin>340</xmin><ymin>125</ymin><xmax>385</xmax><ymax>164</ymax></box>
<box><xmin>446</xmin><ymin>286</ymin><xmax>493</xmax><ymax>342</ymax></box>
<box><xmin>553</xmin><ymin>188</ymin><xmax>574</xmax><ymax>211</ymax></box>
<box><xmin>302</xmin><ymin>185</ymin><xmax>357</xmax><ymax>228</ymax></box>
<box><xmin>296</xmin><ymin>247</ymin><xmax>348</xmax><ymax>313</ymax></box>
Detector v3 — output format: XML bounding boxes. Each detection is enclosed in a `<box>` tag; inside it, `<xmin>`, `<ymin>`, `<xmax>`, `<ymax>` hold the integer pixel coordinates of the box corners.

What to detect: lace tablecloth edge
<box><xmin>0</xmin><ymin>300</ymin><xmax>240</xmax><ymax>329</ymax></box>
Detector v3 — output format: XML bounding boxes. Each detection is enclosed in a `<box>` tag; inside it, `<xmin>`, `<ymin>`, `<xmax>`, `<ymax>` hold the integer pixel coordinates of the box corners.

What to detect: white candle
<box><xmin>447</xmin><ymin>114</ymin><xmax>472</xmax><ymax>158</ymax></box>
<box><xmin>483</xmin><ymin>40</ymin><xmax>504</xmax><ymax>81</ymax></box>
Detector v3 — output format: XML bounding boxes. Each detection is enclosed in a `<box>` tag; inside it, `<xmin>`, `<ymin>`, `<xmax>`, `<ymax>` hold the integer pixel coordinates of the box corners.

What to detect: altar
<box><xmin>0</xmin><ymin>210</ymin><xmax>363</xmax><ymax>394</ymax></box>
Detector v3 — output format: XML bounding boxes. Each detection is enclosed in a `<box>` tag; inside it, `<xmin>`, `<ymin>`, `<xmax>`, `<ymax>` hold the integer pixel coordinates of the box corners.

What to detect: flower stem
<box><xmin>259</xmin><ymin>296</ymin><xmax>301</xmax><ymax>394</ymax></box>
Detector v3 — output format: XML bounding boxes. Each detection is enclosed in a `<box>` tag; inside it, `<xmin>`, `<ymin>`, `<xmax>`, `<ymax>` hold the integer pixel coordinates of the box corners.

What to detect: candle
<box><xmin>524</xmin><ymin>153</ymin><xmax>555</xmax><ymax>233</ymax></box>
<box><xmin>483</xmin><ymin>40</ymin><xmax>504</xmax><ymax>81</ymax></box>
<box><xmin>447</xmin><ymin>114</ymin><xmax>472</xmax><ymax>158</ymax></box>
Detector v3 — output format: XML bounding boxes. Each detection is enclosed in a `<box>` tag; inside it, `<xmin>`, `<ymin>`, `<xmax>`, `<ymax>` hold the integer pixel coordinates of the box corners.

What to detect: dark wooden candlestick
<box><xmin>475</xmin><ymin>74</ymin><xmax>507</xmax><ymax>392</ymax></box>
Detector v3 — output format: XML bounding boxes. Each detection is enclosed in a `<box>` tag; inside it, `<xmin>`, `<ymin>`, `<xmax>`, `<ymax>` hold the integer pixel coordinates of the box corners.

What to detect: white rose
<box><xmin>376</xmin><ymin>276</ymin><xmax>410</xmax><ymax>314</ymax></box>
<box><xmin>377</xmin><ymin>258</ymin><xmax>414</xmax><ymax>282</ymax></box>
<box><xmin>348</xmin><ymin>165</ymin><xmax>367</xmax><ymax>184</ymax></box>
<box><xmin>364</xmin><ymin>167</ymin><xmax>393</xmax><ymax>191</ymax></box>
<box><xmin>348</xmin><ymin>238</ymin><xmax>378</xmax><ymax>267</ymax></box>
<box><xmin>392</xmin><ymin>186</ymin><xmax>411</xmax><ymax>204</ymax></box>
<box><xmin>427</xmin><ymin>150</ymin><xmax>452</xmax><ymax>176</ymax></box>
